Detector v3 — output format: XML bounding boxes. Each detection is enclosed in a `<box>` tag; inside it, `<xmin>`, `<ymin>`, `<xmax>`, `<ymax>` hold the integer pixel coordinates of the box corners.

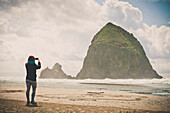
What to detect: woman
<box><xmin>25</xmin><ymin>55</ymin><xmax>41</xmax><ymax>106</ymax></box>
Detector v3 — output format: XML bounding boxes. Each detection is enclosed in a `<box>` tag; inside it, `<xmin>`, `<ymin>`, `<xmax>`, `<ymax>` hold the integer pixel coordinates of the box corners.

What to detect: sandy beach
<box><xmin>0</xmin><ymin>85</ymin><xmax>170</xmax><ymax>113</ymax></box>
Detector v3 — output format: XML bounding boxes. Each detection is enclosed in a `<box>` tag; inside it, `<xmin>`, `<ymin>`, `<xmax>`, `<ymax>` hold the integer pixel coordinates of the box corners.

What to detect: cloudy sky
<box><xmin>0</xmin><ymin>0</ymin><xmax>170</xmax><ymax>78</ymax></box>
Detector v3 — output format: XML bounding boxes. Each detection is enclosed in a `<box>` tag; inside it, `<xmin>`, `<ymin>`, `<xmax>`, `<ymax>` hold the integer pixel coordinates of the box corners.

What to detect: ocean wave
<box><xmin>0</xmin><ymin>76</ymin><xmax>170</xmax><ymax>85</ymax></box>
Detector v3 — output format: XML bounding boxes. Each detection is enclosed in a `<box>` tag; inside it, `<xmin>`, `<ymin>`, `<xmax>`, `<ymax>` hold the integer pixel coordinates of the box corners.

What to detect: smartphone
<box><xmin>35</xmin><ymin>58</ymin><xmax>39</xmax><ymax>60</ymax></box>
<box><xmin>35</xmin><ymin>58</ymin><xmax>39</xmax><ymax>65</ymax></box>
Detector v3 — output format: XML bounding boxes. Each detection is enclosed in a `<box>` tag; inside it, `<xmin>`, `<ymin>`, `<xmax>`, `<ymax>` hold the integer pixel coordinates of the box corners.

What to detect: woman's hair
<box><xmin>28</xmin><ymin>55</ymin><xmax>35</xmax><ymax>62</ymax></box>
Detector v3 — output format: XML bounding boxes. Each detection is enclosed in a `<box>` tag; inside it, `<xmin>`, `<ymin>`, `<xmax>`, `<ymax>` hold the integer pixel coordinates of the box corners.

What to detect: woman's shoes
<box><xmin>31</xmin><ymin>101</ymin><xmax>37</xmax><ymax>105</ymax></box>
<box><xmin>26</xmin><ymin>101</ymin><xmax>37</xmax><ymax>106</ymax></box>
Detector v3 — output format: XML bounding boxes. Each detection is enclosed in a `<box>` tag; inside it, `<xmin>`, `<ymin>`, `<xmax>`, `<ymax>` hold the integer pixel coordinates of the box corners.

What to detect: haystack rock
<box><xmin>77</xmin><ymin>22</ymin><xmax>162</xmax><ymax>79</ymax></box>
<box><xmin>40</xmin><ymin>63</ymin><xmax>68</xmax><ymax>79</ymax></box>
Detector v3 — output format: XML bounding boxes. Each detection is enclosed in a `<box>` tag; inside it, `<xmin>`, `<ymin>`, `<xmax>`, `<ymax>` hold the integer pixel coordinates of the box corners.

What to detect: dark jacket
<box><xmin>25</xmin><ymin>62</ymin><xmax>41</xmax><ymax>81</ymax></box>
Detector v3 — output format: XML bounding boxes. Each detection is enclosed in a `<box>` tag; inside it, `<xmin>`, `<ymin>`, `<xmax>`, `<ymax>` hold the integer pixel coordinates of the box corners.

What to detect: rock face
<box><xmin>77</xmin><ymin>23</ymin><xmax>162</xmax><ymax>79</ymax></box>
<box><xmin>40</xmin><ymin>63</ymin><xmax>68</xmax><ymax>79</ymax></box>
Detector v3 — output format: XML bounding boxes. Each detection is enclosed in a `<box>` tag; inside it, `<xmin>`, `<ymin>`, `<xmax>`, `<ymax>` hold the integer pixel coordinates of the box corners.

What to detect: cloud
<box><xmin>133</xmin><ymin>24</ymin><xmax>170</xmax><ymax>58</ymax></box>
<box><xmin>0</xmin><ymin>0</ymin><xmax>103</xmax><ymax>76</ymax></box>
<box><xmin>132</xmin><ymin>24</ymin><xmax>170</xmax><ymax>78</ymax></box>
<box><xmin>103</xmin><ymin>0</ymin><xmax>143</xmax><ymax>29</ymax></box>
<box><xmin>0</xmin><ymin>0</ymin><xmax>169</xmax><ymax>77</ymax></box>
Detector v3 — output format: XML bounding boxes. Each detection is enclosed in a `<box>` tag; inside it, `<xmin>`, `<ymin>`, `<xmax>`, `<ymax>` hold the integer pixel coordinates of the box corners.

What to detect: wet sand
<box><xmin>0</xmin><ymin>85</ymin><xmax>170</xmax><ymax>113</ymax></box>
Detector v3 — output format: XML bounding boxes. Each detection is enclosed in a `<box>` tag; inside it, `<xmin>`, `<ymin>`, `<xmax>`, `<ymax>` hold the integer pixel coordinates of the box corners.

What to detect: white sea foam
<box><xmin>38</xmin><ymin>78</ymin><xmax>170</xmax><ymax>85</ymax></box>
<box><xmin>0</xmin><ymin>76</ymin><xmax>169</xmax><ymax>85</ymax></box>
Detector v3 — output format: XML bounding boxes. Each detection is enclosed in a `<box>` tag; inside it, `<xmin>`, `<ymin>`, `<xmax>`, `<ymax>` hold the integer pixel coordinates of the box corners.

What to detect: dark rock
<box><xmin>39</xmin><ymin>63</ymin><xmax>68</xmax><ymax>79</ymax></box>
<box><xmin>77</xmin><ymin>22</ymin><xmax>162</xmax><ymax>79</ymax></box>
<box><xmin>67</xmin><ymin>75</ymin><xmax>76</xmax><ymax>79</ymax></box>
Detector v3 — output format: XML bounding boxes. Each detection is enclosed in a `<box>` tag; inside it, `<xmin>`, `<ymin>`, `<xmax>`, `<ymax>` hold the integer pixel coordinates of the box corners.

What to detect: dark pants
<box><xmin>26</xmin><ymin>80</ymin><xmax>37</xmax><ymax>102</ymax></box>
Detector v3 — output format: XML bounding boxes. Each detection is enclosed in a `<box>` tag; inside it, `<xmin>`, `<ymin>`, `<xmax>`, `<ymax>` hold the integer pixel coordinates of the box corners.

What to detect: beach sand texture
<box><xmin>0</xmin><ymin>86</ymin><xmax>170</xmax><ymax>113</ymax></box>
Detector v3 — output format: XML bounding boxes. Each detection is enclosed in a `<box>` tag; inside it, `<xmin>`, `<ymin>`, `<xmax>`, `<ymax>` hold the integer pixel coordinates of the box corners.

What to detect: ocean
<box><xmin>0</xmin><ymin>76</ymin><xmax>170</xmax><ymax>98</ymax></box>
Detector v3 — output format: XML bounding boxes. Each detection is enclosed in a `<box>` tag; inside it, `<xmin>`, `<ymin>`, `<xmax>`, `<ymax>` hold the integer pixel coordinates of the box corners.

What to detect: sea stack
<box><xmin>77</xmin><ymin>22</ymin><xmax>162</xmax><ymax>79</ymax></box>
<box><xmin>40</xmin><ymin>63</ymin><xmax>68</xmax><ymax>79</ymax></box>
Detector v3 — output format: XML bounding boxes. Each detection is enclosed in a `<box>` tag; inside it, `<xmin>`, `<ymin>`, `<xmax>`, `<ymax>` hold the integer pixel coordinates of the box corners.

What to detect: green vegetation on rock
<box><xmin>77</xmin><ymin>22</ymin><xmax>162</xmax><ymax>79</ymax></box>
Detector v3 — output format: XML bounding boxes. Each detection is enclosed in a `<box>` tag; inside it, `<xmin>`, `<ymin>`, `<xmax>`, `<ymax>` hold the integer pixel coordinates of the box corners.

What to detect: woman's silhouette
<box><xmin>25</xmin><ymin>55</ymin><xmax>41</xmax><ymax>106</ymax></box>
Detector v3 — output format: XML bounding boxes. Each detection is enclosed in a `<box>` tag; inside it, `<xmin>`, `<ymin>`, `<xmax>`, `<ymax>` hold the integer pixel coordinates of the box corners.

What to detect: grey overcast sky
<box><xmin>0</xmin><ymin>0</ymin><xmax>170</xmax><ymax>78</ymax></box>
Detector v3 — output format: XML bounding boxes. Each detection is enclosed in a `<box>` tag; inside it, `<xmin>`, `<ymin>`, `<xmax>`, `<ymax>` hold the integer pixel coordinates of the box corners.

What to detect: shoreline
<box><xmin>0</xmin><ymin>85</ymin><xmax>170</xmax><ymax>112</ymax></box>
<box><xmin>1</xmin><ymin>79</ymin><xmax>170</xmax><ymax>98</ymax></box>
